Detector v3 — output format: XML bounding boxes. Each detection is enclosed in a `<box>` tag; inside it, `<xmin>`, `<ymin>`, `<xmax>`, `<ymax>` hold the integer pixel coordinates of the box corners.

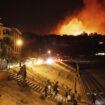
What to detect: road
<box><xmin>80</xmin><ymin>69</ymin><xmax>105</xmax><ymax>105</ymax></box>
<box><xmin>8</xmin><ymin>62</ymin><xmax>87</xmax><ymax>105</ymax></box>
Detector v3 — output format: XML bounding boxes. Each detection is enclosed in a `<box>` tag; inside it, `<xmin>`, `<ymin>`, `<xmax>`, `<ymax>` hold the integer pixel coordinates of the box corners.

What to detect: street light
<box><xmin>16</xmin><ymin>39</ymin><xmax>23</xmax><ymax>67</ymax></box>
<box><xmin>16</xmin><ymin>39</ymin><xmax>23</xmax><ymax>47</ymax></box>
<box><xmin>47</xmin><ymin>50</ymin><xmax>51</xmax><ymax>54</ymax></box>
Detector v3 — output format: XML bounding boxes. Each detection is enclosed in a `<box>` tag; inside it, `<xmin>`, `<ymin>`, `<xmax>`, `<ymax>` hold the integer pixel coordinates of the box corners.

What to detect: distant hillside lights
<box><xmin>99</xmin><ymin>41</ymin><xmax>104</xmax><ymax>45</ymax></box>
<box><xmin>96</xmin><ymin>42</ymin><xmax>105</xmax><ymax>56</ymax></box>
<box><xmin>95</xmin><ymin>52</ymin><xmax>105</xmax><ymax>56</ymax></box>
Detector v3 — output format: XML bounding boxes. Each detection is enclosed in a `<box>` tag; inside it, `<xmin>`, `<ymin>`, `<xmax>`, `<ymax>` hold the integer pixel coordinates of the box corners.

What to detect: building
<box><xmin>0</xmin><ymin>20</ymin><xmax>23</xmax><ymax>58</ymax></box>
<box><xmin>0</xmin><ymin>22</ymin><xmax>3</xmax><ymax>39</ymax></box>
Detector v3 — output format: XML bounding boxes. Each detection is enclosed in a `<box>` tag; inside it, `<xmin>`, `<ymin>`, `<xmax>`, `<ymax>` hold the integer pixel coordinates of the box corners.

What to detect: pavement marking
<box><xmin>8</xmin><ymin>72</ymin><xmax>86</xmax><ymax>105</ymax></box>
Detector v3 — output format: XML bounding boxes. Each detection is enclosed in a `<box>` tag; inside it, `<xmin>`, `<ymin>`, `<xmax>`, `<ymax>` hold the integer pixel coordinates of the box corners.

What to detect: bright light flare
<box><xmin>16</xmin><ymin>39</ymin><xmax>23</xmax><ymax>47</ymax></box>
<box><xmin>9</xmin><ymin>64</ymin><xmax>19</xmax><ymax>68</ymax></box>
<box><xmin>9</xmin><ymin>65</ymin><xmax>14</xmax><ymax>68</ymax></box>
<box><xmin>47</xmin><ymin>50</ymin><xmax>51</xmax><ymax>54</ymax></box>
<box><xmin>36</xmin><ymin>59</ymin><xmax>44</xmax><ymax>65</ymax></box>
<box><xmin>25</xmin><ymin>60</ymin><xmax>33</xmax><ymax>66</ymax></box>
<box><xmin>46</xmin><ymin>58</ymin><xmax>54</xmax><ymax>65</ymax></box>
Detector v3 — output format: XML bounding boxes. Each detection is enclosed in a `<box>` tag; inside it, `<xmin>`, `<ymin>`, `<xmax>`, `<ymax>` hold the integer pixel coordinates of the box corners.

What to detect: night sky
<box><xmin>0</xmin><ymin>0</ymin><xmax>83</xmax><ymax>34</ymax></box>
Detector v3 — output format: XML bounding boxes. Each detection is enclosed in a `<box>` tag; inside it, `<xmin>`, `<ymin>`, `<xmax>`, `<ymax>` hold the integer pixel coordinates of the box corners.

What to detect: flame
<box><xmin>59</xmin><ymin>18</ymin><xmax>96</xmax><ymax>36</ymax></box>
<box><xmin>56</xmin><ymin>0</ymin><xmax>105</xmax><ymax>36</ymax></box>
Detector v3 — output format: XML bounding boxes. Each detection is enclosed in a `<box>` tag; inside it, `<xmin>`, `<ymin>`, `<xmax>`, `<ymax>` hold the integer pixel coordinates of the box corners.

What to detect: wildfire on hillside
<box><xmin>56</xmin><ymin>0</ymin><xmax>105</xmax><ymax>36</ymax></box>
<box><xmin>59</xmin><ymin>18</ymin><xmax>96</xmax><ymax>35</ymax></box>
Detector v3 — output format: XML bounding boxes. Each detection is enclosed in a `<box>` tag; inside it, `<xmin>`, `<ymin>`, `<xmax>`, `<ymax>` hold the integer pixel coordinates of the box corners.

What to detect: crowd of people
<box><xmin>42</xmin><ymin>79</ymin><xmax>81</xmax><ymax>105</ymax></box>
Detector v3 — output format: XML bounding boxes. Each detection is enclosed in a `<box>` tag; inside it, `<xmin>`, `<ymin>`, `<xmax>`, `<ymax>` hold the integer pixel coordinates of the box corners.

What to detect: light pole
<box><xmin>16</xmin><ymin>39</ymin><xmax>23</xmax><ymax>67</ymax></box>
<box><xmin>74</xmin><ymin>76</ymin><xmax>77</xmax><ymax>93</ymax></box>
<box><xmin>74</xmin><ymin>63</ymin><xmax>79</xmax><ymax>93</ymax></box>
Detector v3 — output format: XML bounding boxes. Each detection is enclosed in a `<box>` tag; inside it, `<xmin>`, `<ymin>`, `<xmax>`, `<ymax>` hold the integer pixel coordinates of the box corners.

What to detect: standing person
<box><xmin>17</xmin><ymin>65</ymin><xmax>22</xmax><ymax>75</ymax></box>
<box><xmin>17</xmin><ymin>64</ymin><xmax>27</xmax><ymax>86</ymax></box>
<box><xmin>19</xmin><ymin>62</ymin><xmax>21</xmax><ymax>67</ymax></box>
<box><xmin>52</xmin><ymin>81</ymin><xmax>59</xmax><ymax>100</ymax></box>
<box><xmin>43</xmin><ymin>80</ymin><xmax>50</xmax><ymax>98</ymax></box>
<box><xmin>22</xmin><ymin>64</ymin><xmax>27</xmax><ymax>80</ymax></box>
<box><xmin>73</xmin><ymin>98</ymin><xmax>78</xmax><ymax>105</ymax></box>
<box><xmin>40</xmin><ymin>81</ymin><xmax>48</xmax><ymax>100</ymax></box>
<box><xmin>17</xmin><ymin>64</ymin><xmax>27</xmax><ymax>80</ymax></box>
<box><xmin>67</xmin><ymin>89</ymin><xmax>72</xmax><ymax>105</ymax></box>
<box><xmin>64</xmin><ymin>87</ymin><xmax>69</xmax><ymax>104</ymax></box>
<box><xmin>45</xmin><ymin>80</ymin><xmax>51</xmax><ymax>97</ymax></box>
<box><xmin>75</xmin><ymin>91</ymin><xmax>81</xmax><ymax>103</ymax></box>
<box><xmin>91</xmin><ymin>93</ymin><xmax>96</xmax><ymax>105</ymax></box>
<box><xmin>57</xmin><ymin>94</ymin><xmax>63</xmax><ymax>105</ymax></box>
<box><xmin>47</xmin><ymin>80</ymin><xmax>52</xmax><ymax>97</ymax></box>
<box><xmin>44</xmin><ymin>83</ymin><xmax>48</xmax><ymax>97</ymax></box>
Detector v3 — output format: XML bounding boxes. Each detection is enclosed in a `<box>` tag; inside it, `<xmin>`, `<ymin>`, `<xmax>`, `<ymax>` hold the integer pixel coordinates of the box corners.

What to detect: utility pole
<box><xmin>74</xmin><ymin>63</ymin><xmax>79</xmax><ymax>93</ymax></box>
<box><xmin>0</xmin><ymin>41</ymin><xmax>2</xmax><ymax>57</ymax></box>
<box><xmin>74</xmin><ymin>76</ymin><xmax>77</xmax><ymax>93</ymax></box>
